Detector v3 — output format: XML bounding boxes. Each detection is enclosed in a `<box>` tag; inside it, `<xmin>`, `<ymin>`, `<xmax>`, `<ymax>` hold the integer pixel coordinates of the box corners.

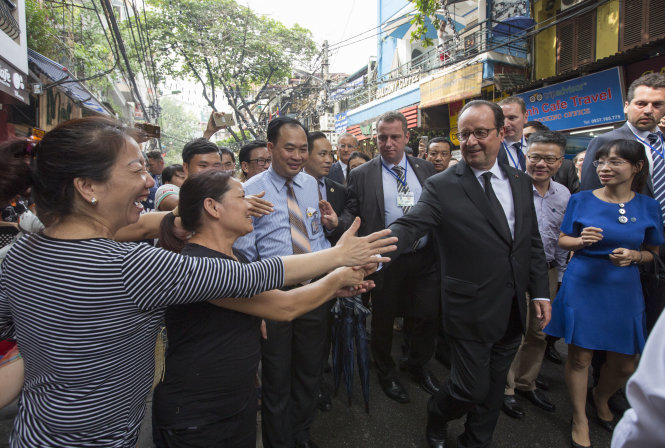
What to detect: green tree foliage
<box><xmin>409</xmin><ymin>0</ymin><xmax>441</xmax><ymax>46</ymax></box>
<box><xmin>146</xmin><ymin>0</ymin><xmax>319</xmax><ymax>142</ymax></box>
<box><xmin>158</xmin><ymin>97</ymin><xmax>199</xmax><ymax>160</ymax></box>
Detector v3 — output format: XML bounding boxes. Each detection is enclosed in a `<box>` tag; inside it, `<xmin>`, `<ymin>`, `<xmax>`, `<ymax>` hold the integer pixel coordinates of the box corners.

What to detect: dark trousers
<box><xmin>154</xmin><ymin>391</ymin><xmax>257</xmax><ymax>448</ymax></box>
<box><xmin>370</xmin><ymin>247</ymin><xmax>440</xmax><ymax>380</ymax></box>
<box><xmin>432</xmin><ymin>301</ymin><xmax>522</xmax><ymax>448</ymax></box>
<box><xmin>261</xmin><ymin>302</ymin><xmax>329</xmax><ymax>448</ymax></box>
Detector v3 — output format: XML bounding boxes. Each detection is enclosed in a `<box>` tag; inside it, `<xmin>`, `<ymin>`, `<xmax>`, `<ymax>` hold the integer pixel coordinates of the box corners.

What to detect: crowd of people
<box><xmin>1</xmin><ymin>72</ymin><xmax>665</xmax><ymax>448</ymax></box>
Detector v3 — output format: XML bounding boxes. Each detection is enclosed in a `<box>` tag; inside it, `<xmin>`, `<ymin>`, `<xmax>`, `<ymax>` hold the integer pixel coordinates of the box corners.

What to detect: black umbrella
<box><xmin>330</xmin><ymin>296</ymin><xmax>372</xmax><ymax>413</ymax></box>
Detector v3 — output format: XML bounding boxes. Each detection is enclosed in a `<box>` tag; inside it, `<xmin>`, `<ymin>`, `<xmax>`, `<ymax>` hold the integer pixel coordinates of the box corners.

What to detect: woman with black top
<box><xmin>153</xmin><ymin>170</ymin><xmax>370</xmax><ymax>447</ymax></box>
<box><xmin>0</xmin><ymin>117</ymin><xmax>395</xmax><ymax>447</ymax></box>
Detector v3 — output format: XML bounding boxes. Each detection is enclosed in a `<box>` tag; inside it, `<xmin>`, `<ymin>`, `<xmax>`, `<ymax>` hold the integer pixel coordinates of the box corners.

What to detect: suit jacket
<box><xmin>386</xmin><ymin>160</ymin><xmax>549</xmax><ymax>343</ymax></box>
<box><xmin>580</xmin><ymin>123</ymin><xmax>652</xmax><ymax>192</ymax></box>
<box><xmin>326</xmin><ymin>162</ymin><xmax>345</xmax><ymax>185</ymax></box>
<box><xmin>553</xmin><ymin>158</ymin><xmax>580</xmax><ymax>194</ymax></box>
<box><xmin>498</xmin><ymin>142</ymin><xmax>526</xmax><ymax>171</ymax></box>
<box><xmin>341</xmin><ymin>155</ymin><xmax>437</xmax><ymax>237</ymax></box>
<box><xmin>322</xmin><ymin>177</ymin><xmax>350</xmax><ymax>245</ymax></box>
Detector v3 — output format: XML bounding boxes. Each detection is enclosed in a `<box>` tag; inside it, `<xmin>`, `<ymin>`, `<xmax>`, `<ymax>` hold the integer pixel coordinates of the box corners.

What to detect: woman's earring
<box><xmin>91</xmin><ymin>198</ymin><xmax>98</xmax><ymax>206</ymax></box>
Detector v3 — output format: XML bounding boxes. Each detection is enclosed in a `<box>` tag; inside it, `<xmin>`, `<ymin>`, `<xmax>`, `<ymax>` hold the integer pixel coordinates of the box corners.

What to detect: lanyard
<box><xmin>632</xmin><ymin>132</ymin><xmax>665</xmax><ymax>161</ymax></box>
<box><xmin>502</xmin><ymin>136</ymin><xmax>525</xmax><ymax>169</ymax></box>
<box><xmin>382</xmin><ymin>160</ymin><xmax>408</xmax><ymax>188</ymax></box>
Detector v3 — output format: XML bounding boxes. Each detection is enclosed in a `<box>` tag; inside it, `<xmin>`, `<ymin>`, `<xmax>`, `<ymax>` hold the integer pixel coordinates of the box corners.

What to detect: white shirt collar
<box><xmin>380</xmin><ymin>153</ymin><xmax>407</xmax><ymax>169</ymax></box>
<box><xmin>626</xmin><ymin>121</ymin><xmax>659</xmax><ymax>138</ymax></box>
<box><xmin>470</xmin><ymin>160</ymin><xmax>505</xmax><ymax>181</ymax></box>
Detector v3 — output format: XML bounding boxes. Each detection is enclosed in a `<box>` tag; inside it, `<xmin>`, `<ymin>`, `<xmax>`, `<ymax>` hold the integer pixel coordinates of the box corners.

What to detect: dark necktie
<box><xmin>482</xmin><ymin>172</ymin><xmax>512</xmax><ymax>239</ymax></box>
<box><xmin>513</xmin><ymin>142</ymin><xmax>526</xmax><ymax>171</ymax></box>
<box><xmin>318</xmin><ymin>180</ymin><xmax>324</xmax><ymax>201</ymax></box>
<box><xmin>392</xmin><ymin>166</ymin><xmax>412</xmax><ymax>215</ymax></box>
<box><xmin>648</xmin><ymin>133</ymin><xmax>665</xmax><ymax>222</ymax></box>
<box><xmin>285</xmin><ymin>179</ymin><xmax>311</xmax><ymax>254</ymax></box>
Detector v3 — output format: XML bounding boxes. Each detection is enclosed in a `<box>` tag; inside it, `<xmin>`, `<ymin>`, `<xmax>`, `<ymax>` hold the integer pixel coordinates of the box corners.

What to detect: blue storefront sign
<box><xmin>335</xmin><ymin>112</ymin><xmax>348</xmax><ymax>133</ymax></box>
<box><xmin>516</xmin><ymin>67</ymin><xmax>625</xmax><ymax>131</ymax></box>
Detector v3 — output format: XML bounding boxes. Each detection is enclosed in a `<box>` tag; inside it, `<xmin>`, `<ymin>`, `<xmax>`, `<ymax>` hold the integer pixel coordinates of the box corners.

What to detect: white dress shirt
<box><xmin>470</xmin><ymin>161</ymin><xmax>516</xmax><ymax>238</ymax></box>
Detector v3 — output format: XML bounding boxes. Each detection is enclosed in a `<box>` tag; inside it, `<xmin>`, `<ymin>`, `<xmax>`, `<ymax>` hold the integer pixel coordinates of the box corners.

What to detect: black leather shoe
<box><xmin>426</xmin><ymin>398</ymin><xmax>448</xmax><ymax>448</ymax></box>
<box><xmin>570</xmin><ymin>419</ymin><xmax>592</xmax><ymax>448</ymax></box>
<box><xmin>409</xmin><ymin>368</ymin><xmax>441</xmax><ymax>395</ymax></box>
<box><xmin>535</xmin><ymin>374</ymin><xmax>550</xmax><ymax>391</ymax></box>
<box><xmin>516</xmin><ymin>388</ymin><xmax>556</xmax><ymax>412</ymax></box>
<box><xmin>378</xmin><ymin>377</ymin><xmax>410</xmax><ymax>403</ymax></box>
<box><xmin>317</xmin><ymin>388</ymin><xmax>332</xmax><ymax>412</ymax></box>
<box><xmin>545</xmin><ymin>343</ymin><xmax>563</xmax><ymax>364</ymax></box>
<box><xmin>502</xmin><ymin>394</ymin><xmax>525</xmax><ymax>419</ymax></box>
<box><xmin>586</xmin><ymin>388</ymin><xmax>616</xmax><ymax>432</ymax></box>
<box><xmin>295</xmin><ymin>441</ymin><xmax>319</xmax><ymax>448</ymax></box>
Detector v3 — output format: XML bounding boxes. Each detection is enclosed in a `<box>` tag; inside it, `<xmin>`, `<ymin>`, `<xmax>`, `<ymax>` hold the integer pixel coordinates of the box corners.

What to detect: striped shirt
<box><xmin>0</xmin><ymin>234</ymin><xmax>284</xmax><ymax>447</ymax></box>
<box><xmin>234</xmin><ymin>166</ymin><xmax>330</xmax><ymax>261</ymax></box>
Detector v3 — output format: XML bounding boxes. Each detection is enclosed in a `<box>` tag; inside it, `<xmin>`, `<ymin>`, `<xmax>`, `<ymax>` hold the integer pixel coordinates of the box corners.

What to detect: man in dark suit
<box><xmin>523</xmin><ymin>121</ymin><xmax>579</xmax><ymax>195</ymax></box>
<box><xmin>385</xmin><ymin>101</ymin><xmax>551</xmax><ymax>448</ymax></box>
<box><xmin>341</xmin><ymin>111</ymin><xmax>441</xmax><ymax>403</ymax></box>
<box><xmin>327</xmin><ymin>133</ymin><xmax>358</xmax><ymax>184</ymax></box>
<box><xmin>497</xmin><ymin>97</ymin><xmax>528</xmax><ymax>171</ymax></box>
<box><xmin>304</xmin><ymin>131</ymin><xmax>352</xmax><ymax>413</ymax></box>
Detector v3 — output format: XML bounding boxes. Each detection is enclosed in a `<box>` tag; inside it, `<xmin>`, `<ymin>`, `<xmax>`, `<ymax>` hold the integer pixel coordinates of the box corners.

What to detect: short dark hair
<box><xmin>524</xmin><ymin>121</ymin><xmax>549</xmax><ymax>132</ymax></box>
<box><xmin>162</xmin><ymin>164</ymin><xmax>184</xmax><ymax>184</ymax></box>
<box><xmin>376</xmin><ymin>111</ymin><xmax>408</xmax><ymax>134</ymax></box>
<box><xmin>526</xmin><ymin>130</ymin><xmax>567</xmax><ymax>155</ymax></box>
<box><xmin>159</xmin><ymin>170</ymin><xmax>234</xmax><ymax>252</ymax></box>
<box><xmin>426</xmin><ymin>137</ymin><xmax>454</xmax><ymax>153</ymax></box>
<box><xmin>459</xmin><ymin>100</ymin><xmax>505</xmax><ymax>131</ymax></box>
<box><xmin>348</xmin><ymin>151</ymin><xmax>370</xmax><ymax>165</ymax></box>
<box><xmin>626</xmin><ymin>73</ymin><xmax>665</xmax><ymax>103</ymax></box>
<box><xmin>498</xmin><ymin>96</ymin><xmax>527</xmax><ymax>114</ymax></box>
<box><xmin>307</xmin><ymin>131</ymin><xmax>328</xmax><ymax>154</ymax></box>
<box><xmin>146</xmin><ymin>150</ymin><xmax>163</xmax><ymax>162</ymax></box>
<box><xmin>595</xmin><ymin>139</ymin><xmax>649</xmax><ymax>193</ymax></box>
<box><xmin>238</xmin><ymin>140</ymin><xmax>267</xmax><ymax>164</ymax></box>
<box><xmin>30</xmin><ymin>116</ymin><xmax>138</xmax><ymax>226</ymax></box>
<box><xmin>219</xmin><ymin>146</ymin><xmax>236</xmax><ymax>164</ymax></box>
<box><xmin>182</xmin><ymin>138</ymin><xmax>220</xmax><ymax>165</ymax></box>
<box><xmin>266</xmin><ymin>117</ymin><xmax>308</xmax><ymax>145</ymax></box>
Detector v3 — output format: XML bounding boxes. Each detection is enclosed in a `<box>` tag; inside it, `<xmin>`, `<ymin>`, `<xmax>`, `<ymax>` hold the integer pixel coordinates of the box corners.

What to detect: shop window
<box><xmin>556</xmin><ymin>10</ymin><xmax>596</xmax><ymax>74</ymax></box>
<box><xmin>621</xmin><ymin>0</ymin><xmax>665</xmax><ymax>51</ymax></box>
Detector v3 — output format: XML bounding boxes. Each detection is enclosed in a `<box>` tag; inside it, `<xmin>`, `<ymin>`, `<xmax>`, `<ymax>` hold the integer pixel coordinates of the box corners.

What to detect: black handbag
<box><xmin>640</xmin><ymin>250</ymin><xmax>665</xmax><ymax>333</ymax></box>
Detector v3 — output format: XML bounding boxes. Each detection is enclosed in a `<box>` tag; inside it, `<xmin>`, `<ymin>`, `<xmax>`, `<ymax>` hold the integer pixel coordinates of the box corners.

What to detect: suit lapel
<box><xmin>457</xmin><ymin>161</ymin><xmax>512</xmax><ymax>246</ymax></box>
<box><xmin>367</xmin><ymin>158</ymin><xmax>386</xmax><ymax>219</ymax></box>
<box><xmin>504</xmin><ymin>164</ymin><xmax>522</xmax><ymax>244</ymax></box>
<box><xmin>407</xmin><ymin>155</ymin><xmax>429</xmax><ymax>186</ymax></box>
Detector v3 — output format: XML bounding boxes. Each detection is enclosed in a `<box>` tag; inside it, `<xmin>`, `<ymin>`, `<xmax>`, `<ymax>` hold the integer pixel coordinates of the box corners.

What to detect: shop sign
<box><xmin>516</xmin><ymin>67</ymin><xmax>625</xmax><ymax>131</ymax></box>
<box><xmin>625</xmin><ymin>55</ymin><xmax>665</xmax><ymax>87</ymax></box>
<box><xmin>420</xmin><ymin>63</ymin><xmax>483</xmax><ymax>109</ymax></box>
<box><xmin>0</xmin><ymin>56</ymin><xmax>28</xmax><ymax>104</ymax></box>
<box><xmin>376</xmin><ymin>73</ymin><xmax>421</xmax><ymax>100</ymax></box>
<box><xmin>335</xmin><ymin>112</ymin><xmax>348</xmax><ymax>133</ymax></box>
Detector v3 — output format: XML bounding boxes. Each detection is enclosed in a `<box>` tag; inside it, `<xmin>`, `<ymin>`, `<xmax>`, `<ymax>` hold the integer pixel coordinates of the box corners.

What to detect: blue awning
<box><xmin>28</xmin><ymin>49</ymin><xmax>110</xmax><ymax>115</ymax></box>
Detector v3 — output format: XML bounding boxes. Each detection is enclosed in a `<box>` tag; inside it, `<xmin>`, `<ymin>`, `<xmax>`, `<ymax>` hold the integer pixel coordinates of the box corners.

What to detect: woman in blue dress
<box><xmin>546</xmin><ymin>139</ymin><xmax>664</xmax><ymax>448</ymax></box>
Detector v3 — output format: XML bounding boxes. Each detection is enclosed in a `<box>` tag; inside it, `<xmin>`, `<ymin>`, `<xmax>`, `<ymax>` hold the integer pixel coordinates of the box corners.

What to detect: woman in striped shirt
<box><xmin>0</xmin><ymin>117</ymin><xmax>395</xmax><ymax>447</ymax></box>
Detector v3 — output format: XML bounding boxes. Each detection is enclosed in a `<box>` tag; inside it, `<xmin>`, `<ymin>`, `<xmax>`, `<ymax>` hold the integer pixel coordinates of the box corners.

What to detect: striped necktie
<box><xmin>648</xmin><ymin>132</ymin><xmax>665</xmax><ymax>222</ymax></box>
<box><xmin>392</xmin><ymin>165</ymin><xmax>412</xmax><ymax>215</ymax></box>
<box><xmin>285</xmin><ymin>179</ymin><xmax>311</xmax><ymax>254</ymax></box>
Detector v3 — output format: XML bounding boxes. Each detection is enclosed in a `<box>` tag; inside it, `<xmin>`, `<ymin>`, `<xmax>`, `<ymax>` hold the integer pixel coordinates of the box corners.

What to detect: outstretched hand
<box><xmin>335</xmin><ymin>217</ymin><xmax>397</xmax><ymax>266</ymax></box>
<box><xmin>246</xmin><ymin>191</ymin><xmax>274</xmax><ymax>217</ymax></box>
<box><xmin>319</xmin><ymin>200</ymin><xmax>338</xmax><ymax>230</ymax></box>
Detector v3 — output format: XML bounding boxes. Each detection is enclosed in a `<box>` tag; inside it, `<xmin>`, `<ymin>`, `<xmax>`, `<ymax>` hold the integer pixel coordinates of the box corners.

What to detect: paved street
<box><xmin>0</xmin><ymin>338</ymin><xmax>613</xmax><ymax>447</ymax></box>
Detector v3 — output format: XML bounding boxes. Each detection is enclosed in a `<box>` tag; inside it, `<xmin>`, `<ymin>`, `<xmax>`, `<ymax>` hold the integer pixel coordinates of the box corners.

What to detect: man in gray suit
<box><xmin>341</xmin><ymin>111</ymin><xmax>441</xmax><ymax>403</ymax></box>
<box><xmin>327</xmin><ymin>133</ymin><xmax>358</xmax><ymax>184</ymax></box>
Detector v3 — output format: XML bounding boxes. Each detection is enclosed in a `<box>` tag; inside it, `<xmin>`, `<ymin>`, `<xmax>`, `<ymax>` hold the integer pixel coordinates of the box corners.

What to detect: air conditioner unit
<box><xmin>320</xmin><ymin>113</ymin><xmax>335</xmax><ymax>131</ymax></box>
<box><xmin>561</xmin><ymin>0</ymin><xmax>586</xmax><ymax>10</ymax></box>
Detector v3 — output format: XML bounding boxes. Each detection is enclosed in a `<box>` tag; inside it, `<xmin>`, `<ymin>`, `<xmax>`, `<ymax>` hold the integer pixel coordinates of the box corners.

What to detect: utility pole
<box><xmin>322</xmin><ymin>40</ymin><xmax>330</xmax><ymax>104</ymax></box>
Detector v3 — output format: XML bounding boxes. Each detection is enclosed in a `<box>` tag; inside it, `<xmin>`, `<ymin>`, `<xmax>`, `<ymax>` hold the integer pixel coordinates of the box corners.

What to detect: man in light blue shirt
<box><xmin>234</xmin><ymin>117</ymin><xmax>332</xmax><ymax>448</ymax></box>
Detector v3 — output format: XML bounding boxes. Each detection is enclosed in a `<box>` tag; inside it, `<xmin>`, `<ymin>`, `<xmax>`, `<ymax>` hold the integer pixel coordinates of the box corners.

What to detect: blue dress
<box><xmin>545</xmin><ymin>190</ymin><xmax>664</xmax><ymax>355</ymax></box>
